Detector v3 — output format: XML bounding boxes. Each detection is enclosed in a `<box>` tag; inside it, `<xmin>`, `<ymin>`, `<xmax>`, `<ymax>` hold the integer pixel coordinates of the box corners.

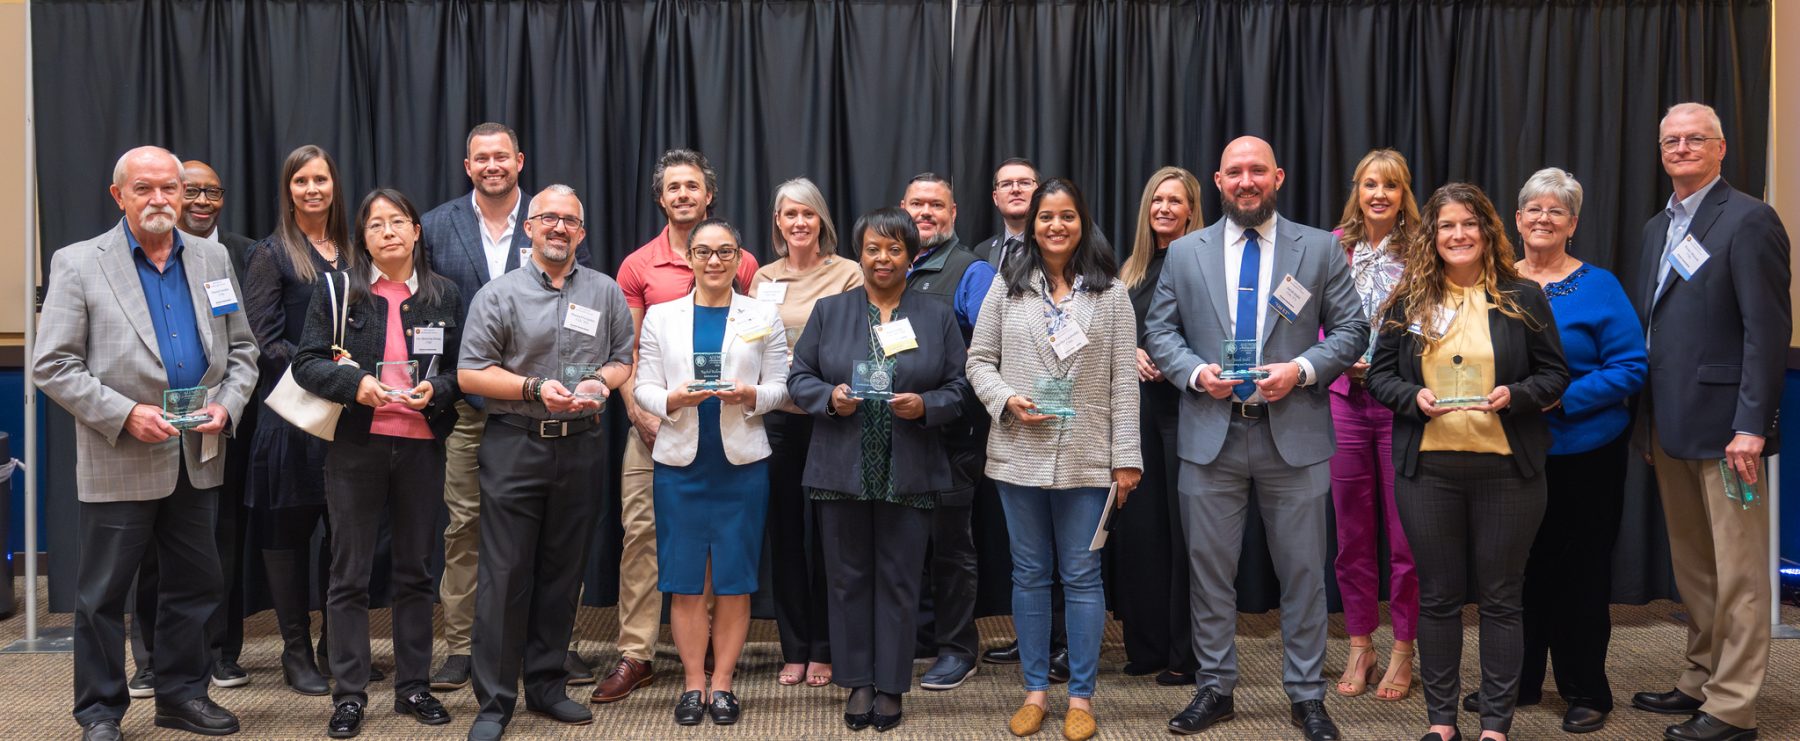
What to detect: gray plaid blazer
<box><xmin>33</xmin><ymin>222</ymin><xmax>260</xmax><ymax>502</ymax></box>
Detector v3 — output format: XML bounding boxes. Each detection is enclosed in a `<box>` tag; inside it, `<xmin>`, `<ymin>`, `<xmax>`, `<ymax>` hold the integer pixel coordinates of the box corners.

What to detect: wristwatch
<box><xmin>1295</xmin><ymin>362</ymin><xmax>1311</xmax><ymax>386</ymax></box>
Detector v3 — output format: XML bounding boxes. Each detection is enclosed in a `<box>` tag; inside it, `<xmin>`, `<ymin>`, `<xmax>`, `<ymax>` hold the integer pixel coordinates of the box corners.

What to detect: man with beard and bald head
<box><xmin>1144</xmin><ymin>136</ymin><xmax>1364</xmax><ymax>741</ymax></box>
<box><xmin>458</xmin><ymin>185</ymin><xmax>633</xmax><ymax>740</ymax></box>
<box><xmin>35</xmin><ymin>146</ymin><xmax>259</xmax><ymax>740</ymax></box>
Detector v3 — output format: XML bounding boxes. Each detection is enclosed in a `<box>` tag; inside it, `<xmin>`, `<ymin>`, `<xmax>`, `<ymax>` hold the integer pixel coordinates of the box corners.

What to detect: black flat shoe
<box><xmin>1633</xmin><ymin>688</ymin><xmax>1705</xmax><ymax>715</ymax></box>
<box><xmin>395</xmin><ymin>691</ymin><xmax>452</xmax><ymax>725</ymax></box>
<box><xmin>327</xmin><ymin>701</ymin><xmax>364</xmax><ymax>738</ymax></box>
<box><xmin>982</xmin><ymin>641</ymin><xmax>1022</xmax><ymax>664</ymax></box>
<box><xmin>1563</xmin><ymin>705</ymin><xmax>1608</xmax><ymax>734</ymax></box>
<box><xmin>1155</xmin><ymin>669</ymin><xmax>1196</xmax><ymax>686</ymax></box>
<box><xmin>1420</xmin><ymin>729</ymin><xmax>1461</xmax><ymax>741</ymax></box>
<box><xmin>154</xmin><ymin>697</ymin><xmax>242</xmax><ymax>736</ymax></box>
<box><xmin>1048</xmin><ymin>648</ymin><xmax>1071</xmax><ymax>684</ymax></box>
<box><xmin>1665</xmin><ymin>712</ymin><xmax>1757</xmax><ymax>741</ymax></box>
<box><xmin>708</xmin><ymin>690</ymin><xmax>741</xmax><ymax>725</ymax></box>
<box><xmin>675</xmin><ymin>690</ymin><xmax>706</xmax><ymax>726</ymax></box>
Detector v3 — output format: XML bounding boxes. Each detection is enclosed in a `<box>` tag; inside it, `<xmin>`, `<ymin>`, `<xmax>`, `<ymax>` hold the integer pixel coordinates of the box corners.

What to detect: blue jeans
<box><xmin>996</xmin><ymin>482</ymin><xmax>1108</xmax><ymax>698</ymax></box>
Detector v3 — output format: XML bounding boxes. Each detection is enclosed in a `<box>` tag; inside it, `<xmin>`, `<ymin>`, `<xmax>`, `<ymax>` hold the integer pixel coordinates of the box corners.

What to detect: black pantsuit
<box><xmin>323</xmin><ymin>436</ymin><xmax>445</xmax><ymax>704</ymax></box>
<box><xmin>1520</xmin><ymin>432</ymin><xmax>1628</xmax><ymax>712</ymax></box>
<box><xmin>74</xmin><ymin>464</ymin><xmax>222</xmax><ymax>726</ymax></box>
<box><xmin>924</xmin><ymin>500</ymin><xmax>981</xmax><ymax>660</ymax></box>
<box><xmin>1107</xmin><ymin>381</ymin><xmax>1195</xmax><ymax>674</ymax></box>
<box><xmin>765</xmin><ymin>411</ymin><xmax>831</xmax><ymax>664</ymax></box>
<box><xmin>471</xmin><ymin>422</ymin><xmax>606</xmax><ymax>725</ymax></box>
<box><xmin>1397</xmin><ymin>452</ymin><xmax>1546</xmax><ymax>735</ymax></box>
<box><xmin>820</xmin><ymin>499</ymin><xmax>933</xmax><ymax>695</ymax></box>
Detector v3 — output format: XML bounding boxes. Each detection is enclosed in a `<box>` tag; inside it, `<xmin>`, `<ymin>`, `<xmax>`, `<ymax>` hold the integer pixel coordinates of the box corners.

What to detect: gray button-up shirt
<box><xmin>459</xmin><ymin>259</ymin><xmax>634</xmax><ymax>419</ymax></box>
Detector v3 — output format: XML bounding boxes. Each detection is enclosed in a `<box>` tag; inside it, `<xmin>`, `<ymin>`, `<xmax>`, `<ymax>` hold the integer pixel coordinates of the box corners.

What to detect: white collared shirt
<box><xmin>1189</xmin><ymin>213</ymin><xmax>1317</xmax><ymax>393</ymax></box>
<box><xmin>473</xmin><ymin>190</ymin><xmax>520</xmax><ymax>282</ymax></box>
<box><xmin>371</xmin><ymin>267</ymin><xmax>420</xmax><ymax>293</ymax></box>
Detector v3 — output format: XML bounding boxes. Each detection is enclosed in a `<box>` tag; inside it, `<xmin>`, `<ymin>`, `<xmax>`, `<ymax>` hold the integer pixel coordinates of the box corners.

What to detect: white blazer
<box><xmin>634</xmin><ymin>291</ymin><xmax>790</xmax><ymax>466</ymax></box>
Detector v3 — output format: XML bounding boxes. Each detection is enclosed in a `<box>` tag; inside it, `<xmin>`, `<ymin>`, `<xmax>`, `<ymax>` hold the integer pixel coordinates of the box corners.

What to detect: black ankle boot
<box><xmin>263</xmin><ymin>549</ymin><xmax>329</xmax><ymax>696</ymax></box>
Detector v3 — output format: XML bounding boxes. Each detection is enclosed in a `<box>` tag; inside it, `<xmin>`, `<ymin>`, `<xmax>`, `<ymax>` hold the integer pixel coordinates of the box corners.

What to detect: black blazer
<box><xmin>1366</xmin><ymin>279</ymin><xmax>1569</xmax><ymax>479</ymax></box>
<box><xmin>291</xmin><ymin>272</ymin><xmax>463</xmax><ymax>445</ymax></box>
<box><xmin>420</xmin><ymin>190</ymin><xmax>592</xmax><ymax>318</ymax></box>
<box><xmin>787</xmin><ymin>288</ymin><xmax>970</xmax><ymax>497</ymax></box>
<box><xmin>1628</xmin><ymin>179</ymin><xmax>1791</xmax><ymax>458</ymax></box>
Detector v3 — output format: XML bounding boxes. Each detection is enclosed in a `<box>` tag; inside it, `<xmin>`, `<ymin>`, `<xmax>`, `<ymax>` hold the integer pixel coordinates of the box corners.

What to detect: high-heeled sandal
<box><xmin>1376</xmin><ymin>645</ymin><xmax>1415</xmax><ymax>702</ymax></box>
<box><xmin>1335</xmin><ymin>641</ymin><xmax>1377</xmax><ymax>697</ymax></box>
<box><xmin>777</xmin><ymin>663</ymin><xmax>804</xmax><ymax>686</ymax></box>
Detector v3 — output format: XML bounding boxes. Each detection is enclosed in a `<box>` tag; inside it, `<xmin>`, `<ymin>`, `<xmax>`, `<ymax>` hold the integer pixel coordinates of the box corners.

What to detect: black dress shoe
<box><xmin>431</xmin><ymin>654</ymin><xmax>472</xmax><ymax>691</ymax></box>
<box><xmin>128</xmin><ymin>666</ymin><xmax>155</xmax><ymax>699</ymax></box>
<box><xmin>1168</xmin><ymin>687</ymin><xmax>1235</xmax><ymax>735</ymax></box>
<box><xmin>1155</xmin><ymin>669</ymin><xmax>1196</xmax><ymax>686</ymax></box>
<box><xmin>1665</xmin><ymin>712</ymin><xmax>1757</xmax><ymax>741</ymax></box>
<box><xmin>1290</xmin><ymin>699</ymin><xmax>1341</xmax><ymax>741</ymax></box>
<box><xmin>154</xmin><ymin>697</ymin><xmax>242</xmax><ymax>736</ymax></box>
<box><xmin>80</xmin><ymin>720</ymin><xmax>122</xmax><ymax>741</ymax></box>
<box><xmin>526</xmin><ymin>698</ymin><xmax>594</xmax><ymax>725</ymax></box>
<box><xmin>395</xmin><ymin>691</ymin><xmax>452</xmax><ymax>725</ymax></box>
<box><xmin>982</xmin><ymin>641</ymin><xmax>1022</xmax><ymax>664</ymax></box>
<box><xmin>1635</xmin><ymin>688</ymin><xmax>1706</xmax><ymax>715</ymax></box>
<box><xmin>211</xmin><ymin>659</ymin><xmax>250</xmax><ymax>688</ymax></box>
<box><xmin>327</xmin><ymin>701</ymin><xmax>365</xmax><ymax>738</ymax></box>
<box><xmin>675</xmin><ymin>690</ymin><xmax>706</xmax><ymax>726</ymax></box>
<box><xmin>1048</xmin><ymin>648</ymin><xmax>1071</xmax><ymax>684</ymax></box>
<box><xmin>708</xmin><ymin>690</ymin><xmax>742</xmax><ymax>725</ymax></box>
<box><xmin>1420</xmin><ymin>729</ymin><xmax>1461</xmax><ymax>741</ymax></box>
<box><xmin>565</xmin><ymin>650</ymin><xmax>595</xmax><ymax>686</ymax></box>
<box><xmin>1563</xmin><ymin>705</ymin><xmax>1608</xmax><ymax>734</ymax></box>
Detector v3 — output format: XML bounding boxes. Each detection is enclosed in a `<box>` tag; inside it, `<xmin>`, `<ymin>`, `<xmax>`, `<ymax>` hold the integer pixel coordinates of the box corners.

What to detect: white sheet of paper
<box><xmin>563</xmin><ymin>302</ymin><xmax>601</xmax><ymax>336</ymax></box>
<box><xmin>1089</xmin><ymin>483</ymin><xmax>1119</xmax><ymax>551</ymax></box>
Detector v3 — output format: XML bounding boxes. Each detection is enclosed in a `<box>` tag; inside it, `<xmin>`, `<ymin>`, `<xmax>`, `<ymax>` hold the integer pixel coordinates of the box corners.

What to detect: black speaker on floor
<box><xmin>0</xmin><ymin>431</ymin><xmax>16</xmax><ymax>618</ymax></box>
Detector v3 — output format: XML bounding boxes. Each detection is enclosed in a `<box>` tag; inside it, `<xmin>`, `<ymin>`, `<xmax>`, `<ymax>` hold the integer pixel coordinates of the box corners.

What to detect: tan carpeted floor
<box><xmin>0</xmin><ymin>578</ymin><xmax>1795</xmax><ymax>739</ymax></box>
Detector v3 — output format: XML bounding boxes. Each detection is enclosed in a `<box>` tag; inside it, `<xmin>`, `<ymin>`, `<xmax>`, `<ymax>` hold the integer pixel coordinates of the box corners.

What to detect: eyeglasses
<box><xmin>1521</xmin><ymin>206</ymin><xmax>1571</xmax><ymax>221</ymax></box>
<box><xmin>691</xmin><ymin>247</ymin><xmax>740</xmax><ymax>262</ymax></box>
<box><xmin>994</xmin><ymin>178</ymin><xmax>1038</xmax><ymax>193</ymax></box>
<box><xmin>1659</xmin><ymin>135</ymin><xmax>1719</xmax><ymax>152</ymax></box>
<box><xmin>529</xmin><ymin>213</ymin><xmax>584</xmax><ymax>230</ymax></box>
<box><xmin>364</xmin><ymin>217</ymin><xmax>415</xmax><ymax>233</ymax></box>
<box><xmin>183</xmin><ymin>186</ymin><xmax>226</xmax><ymax>202</ymax></box>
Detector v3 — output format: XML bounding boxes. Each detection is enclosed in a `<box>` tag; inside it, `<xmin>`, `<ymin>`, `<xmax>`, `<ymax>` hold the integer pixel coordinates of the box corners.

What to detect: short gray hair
<box><xmin>529</xmin><ymin>184</ymin><xmax>584</xmax><ymax>219</ymax></box>
<box><xmin>769</xmin><ymin>177</ymin><xmax>839</xmax><ymax>258</ymax></box>
<box><xmin>1517</xmin><ymin>167</ymin><xmax>1584</xmax><ymax>217</ymax></box>
<box><xmin>1661</xmin><ymin>102</ymin><xmax>1724</xmax><ymax>139</ymax></box>
<box><xmin>112</xmin><ymin>146</ymin><xmax>183</xmax><ymax>187</ymax></box>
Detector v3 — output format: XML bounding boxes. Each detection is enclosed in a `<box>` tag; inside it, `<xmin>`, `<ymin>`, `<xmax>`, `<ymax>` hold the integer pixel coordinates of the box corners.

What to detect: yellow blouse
<box><xmin>1420</xmin><ymin>283</ymin><xmax>1512</xmax><ymax>455</ymax></box>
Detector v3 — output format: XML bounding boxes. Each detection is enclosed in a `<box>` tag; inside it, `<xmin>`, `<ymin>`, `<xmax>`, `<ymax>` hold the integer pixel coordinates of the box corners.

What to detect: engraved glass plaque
<box><xmin>850</xmin><ymin>358</ymin><xmax>896</xmax><ymax>401</ymax></box>
<box><xmin>1720</xmin><ymin>460</ymin><xmax>1761</xmax><ymax>509</ymax></box>
<box><xmin>1032</xmin><ymin>376</ymin><xmax>1077</xmax><ymax>420</ymax></box>
<box><xmin>1218</xmin><ymin>340</ymin><xmax>1270</xmax><ymax>381</ymax></box>
<box><xmin>688</xmin><ymin>351</ymin><xmax>735</xmax><ymax>392</ymax></box>
<box><xmin>785</xmin><ymin>327</ymin><xmax>802</xmax><ymax>365</ymax></box>
<box><xmin>161</xmin><ymin>386</ymin><xmax>210</xmax><ymax>430</ymax></box>
<box><xmin>377</xmin><ymin>360</ymin><xmax>421</xmax><ymax>399</ymax></box>
<box><xmin>1431</xmin><ymin>355</ymin><xmax>1489</xmax><ymax>408</ymax></box>
<box><xmin>563</xmin><ymin>363</ymin><xmax>605</xmax><ymax>404</ymax></box>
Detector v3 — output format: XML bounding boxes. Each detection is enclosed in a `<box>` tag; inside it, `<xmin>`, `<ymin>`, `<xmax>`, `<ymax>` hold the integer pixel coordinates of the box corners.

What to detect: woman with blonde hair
<box><xmin>1110</xmin><ymin>166</ymin><xmax>1203</xmax><ymax>685</ymax></box>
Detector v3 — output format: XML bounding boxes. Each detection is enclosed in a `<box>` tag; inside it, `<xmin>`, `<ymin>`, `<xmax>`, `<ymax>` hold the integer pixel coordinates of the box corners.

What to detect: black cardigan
<box><xmin>291</xmin><ymin>272</ymin><xmax>463</xmax><ymax>444</ymax></box>
<box><xmin>1365</xmin><ymin>278</ymin><xmax>1569</xmax><ymax>479</ymax></box>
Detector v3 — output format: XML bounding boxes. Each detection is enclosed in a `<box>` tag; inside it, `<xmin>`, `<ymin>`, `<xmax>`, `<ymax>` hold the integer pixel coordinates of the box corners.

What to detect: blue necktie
<box><xmin>1233</xmin><ymin>230</ymin><xmax>1261</xmax><ymax>400</ymax></box>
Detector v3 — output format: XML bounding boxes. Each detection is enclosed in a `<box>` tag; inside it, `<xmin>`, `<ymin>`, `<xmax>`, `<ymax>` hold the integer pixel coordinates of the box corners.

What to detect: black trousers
<box><xmin>1107</xmin><ymin>386</ymin><xmax>1195</xmax><ymax>673</ymax></box>
<box><xmin>923</xmin><ymin>500</ymin><xmax>981</xmax><ymax>660</ymax></box>
<box><xmin>471</xmin><ymin>422</ymin><xmax>605</xmax><ymax>725</ymax></box>
<box><xmin>764</xmin><ymin>412</ymin><xmax>831</xmax><ymax>664</ymax></box>
<box><xmin>1520</xmin><ymin>432</ymin><xmax>1627</xmax><ymax>712</ymax></box>
<box><xmin>130</xmin><ymin>481</ymin><xmax>247</xmax><ymax>670</ymax></box>
<box><xmin>74</xmin><ymin>462</ymin><xmax>222</xmax><ymax>726</ymax></box>
<box><xmin>820</xmin><ymin>498</ymin><xmax>932</xmax><ymax>695</ymax></box>
<box><xmin>1397</xmin><ymin>452</ymin><xmax>1545</xmax><ymax>736</ymax></box>
<box><xmin>323</xmin><ymin>435</ymin><xmax>445</xmax><ymax>703</ymax></box>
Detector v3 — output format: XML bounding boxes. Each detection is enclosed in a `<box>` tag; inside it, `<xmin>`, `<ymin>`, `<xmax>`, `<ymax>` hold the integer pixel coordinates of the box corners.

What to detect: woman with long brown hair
<box><xmin>1366</xmin><ymin>183</ymin><xmax>1568</xmax><ymax>741</ymax></box>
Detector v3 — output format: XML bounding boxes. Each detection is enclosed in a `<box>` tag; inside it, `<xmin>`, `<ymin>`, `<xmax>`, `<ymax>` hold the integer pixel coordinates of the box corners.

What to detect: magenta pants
<box><xmin>1328</xmin><ymin>381</ymin><xmax>1418</xmax><ymax>640</ymax></box>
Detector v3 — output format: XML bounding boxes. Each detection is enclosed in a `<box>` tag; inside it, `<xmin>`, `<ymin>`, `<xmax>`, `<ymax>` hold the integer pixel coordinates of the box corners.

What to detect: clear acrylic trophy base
<box><xmin>687</xmin><ymin>380</ymin><xmax>736</xmax><ymax>392</ymax></box>
<box><xmin>1435</xmin><ymin>396</ymin><xmax>1487</xmax><ymax>408</ymax></box>
<box><xmin>166</xmin><ymin>414</ymin><xmax>211</xmax><ymax>430</ymax></box>
<box><xmin>1218</xmin><ymin>370</ymin><xmax>1270</xmax><ymax>381</ymax></box>
<box><xmin>850</xmin><ymin>390</ymin><xmax>894</xmax><ymax>401</ymax></box>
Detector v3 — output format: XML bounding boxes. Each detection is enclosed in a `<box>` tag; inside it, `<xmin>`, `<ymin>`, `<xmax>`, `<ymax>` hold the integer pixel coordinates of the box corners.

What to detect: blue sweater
<box><xmin>1542</xmin><ymin>264</ymin><xmax>1647</xmax><ymax>455</ymax></box>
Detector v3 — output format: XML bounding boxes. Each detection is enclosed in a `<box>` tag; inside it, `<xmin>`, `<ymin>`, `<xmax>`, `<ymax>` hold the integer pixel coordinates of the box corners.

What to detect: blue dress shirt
<box><xmin>126</xmin><ymin>222</ymin><xmax>209</xmax><ymax>390</ymax></box>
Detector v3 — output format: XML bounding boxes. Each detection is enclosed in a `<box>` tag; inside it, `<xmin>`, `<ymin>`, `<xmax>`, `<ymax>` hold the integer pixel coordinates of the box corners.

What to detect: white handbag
<box><xmin>265</xmin><ymin>272</ymin><xmax>348</xmax><ymax>441</ymax></box>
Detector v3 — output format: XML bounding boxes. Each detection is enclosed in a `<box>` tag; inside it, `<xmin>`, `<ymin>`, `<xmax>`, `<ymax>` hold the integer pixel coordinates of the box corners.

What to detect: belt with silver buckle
<box><xmin>493</xmin><ymin>413</ymin><xmax>602</xmax><ymax>439</ymax></box>
<box><xmin>1231</xmin><ymin>401</ymin><xmax>1266</xmax><ymax>419</ymax></box>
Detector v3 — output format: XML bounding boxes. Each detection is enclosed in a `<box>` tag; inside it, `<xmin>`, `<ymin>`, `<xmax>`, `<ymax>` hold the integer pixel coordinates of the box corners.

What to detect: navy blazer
<box><xmin>1366</xmin><ymin>279</ymin><xmax>1569</xmax><ymax>479</ymax></box>
<box><xmin>787</xmin><ymin>288</ymin><xmax>970</xmax><ymax>497</ymax></box>
<box><xmin>1628</xmin><ymin>179</ymin><xmax>1791</xmax><ymax>459</ymax></box>
<box><xmin>420</xmin><ymin>190</ymin><xmax>592</xmax><ymax>319</ymax></box>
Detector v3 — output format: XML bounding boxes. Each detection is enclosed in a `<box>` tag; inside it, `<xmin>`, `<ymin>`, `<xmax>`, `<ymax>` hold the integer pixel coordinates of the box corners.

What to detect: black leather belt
<box><xmin>1231</xmin><ymin>401</ymin><xmax>1266</xmax><ymax>419</ymax></box>
<box><xmin>492</xmin><ymin>413</ymin><xmax>602</xmax><ymax>439</ymax></box>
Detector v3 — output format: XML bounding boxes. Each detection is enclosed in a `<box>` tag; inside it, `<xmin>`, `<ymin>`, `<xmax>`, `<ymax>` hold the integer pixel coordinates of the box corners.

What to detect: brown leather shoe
<box><xmin>590</xmin><ymin>657</ymin><xmax>654</xmax><ymax>703</ymax></box>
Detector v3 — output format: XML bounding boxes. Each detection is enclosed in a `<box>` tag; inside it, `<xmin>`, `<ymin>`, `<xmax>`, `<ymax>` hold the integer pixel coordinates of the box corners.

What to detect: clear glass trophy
<box><xmin>850</xmin><ymin>358</ymin><xmax>896</xmax><ymax>401</ymax></box>
<box><xmin>1431</xmin><ymin>356</ymin><xmax>1489</xmax><ymax>408</ymax></box>
<box><xmin>377</xmin><ymin>360</ymin><xmax>421</xmax><ymax>400</ymax></box>
<box><xmin>1032</xmin><ymin>376</ymin><xmax>1077</xmax><ymax>420</ymax></box>
<box><xmin>1362</xmin><ymin>322</ymin><xmax>1380</xmax><ymax>363</ymax></box>
<box><xmin>1720</xmin><ymin>460</ymin><xmax>1760</xmax><ymax>509</ymax></box>
<box><xmin>1218</xmin><ymin>339</ymin><xmax>1270</xmax><ymax>381</ymax></box>
<box><xmin>688</xmin><ymin>351</ymin><xmax>735</xmax><ymax>392</ymax></box>
<box><xmin>563</xmin><ymin>363</ymin><xmax>606</xmax><ymax>405</ymax></box>
<box><xmin>785</xmin><ymin>327</ymin><xmax>802</xmax><ymax>366</ymax></box>
<box><xmin>162</xmin><ymin>386</ymin><xmax>211</xmax><ymax>430</ymax></box>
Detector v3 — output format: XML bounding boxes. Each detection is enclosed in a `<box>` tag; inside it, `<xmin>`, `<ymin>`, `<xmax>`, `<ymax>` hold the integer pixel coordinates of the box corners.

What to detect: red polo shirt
<box><xmin>616</xmin><ymin>225</ymin><xmax>761</xmax><ymax>310</ymax></box>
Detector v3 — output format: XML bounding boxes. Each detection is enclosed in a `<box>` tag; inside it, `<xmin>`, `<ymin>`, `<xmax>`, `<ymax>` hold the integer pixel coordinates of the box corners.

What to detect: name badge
<box><xmin>755</xmin><ymin>282</ymin><xmax>788</xmax><ymax>304</ymax></box>
<box><xmin>876</xmin><ymin>318</ymin><xmax>919</xmax><ymax>355</ymax></box>
<box><xmin>564</xmin><ymin>302</ymin><xmax>601</xmax><ymax>336</ymax></box>
<box><xmin>1671</xmin><ymin>234</ymin><xmax>1710</xmax><ymax>280</ymax></box>
<box><xmin>204</xmin><ymin>279</ymin><xmax>239</xmax><ymax>316</ymax></box>
<box><xmin>1408</xmin><ymin>308</ymin><xmax>1456</xmax><ymax>337</ymax></box>
<box><xmin>1269</xmin><ymin>274</ymin><xmax>1311</xmax><ymax>322</ymax></box>
<box><xmin>413</xmin><ymin>326</ymin><xmax>445</xmax><ymax>355</ymax></box>
<box><xmin>738</xmin><ymin>322</ymin><xmax>773</xmax><ymax>343</ymax></box>
<box><xmin>1051</xmin><ymin>320</ymin><xmax>1090</xmax><ymax>360</ymax></box>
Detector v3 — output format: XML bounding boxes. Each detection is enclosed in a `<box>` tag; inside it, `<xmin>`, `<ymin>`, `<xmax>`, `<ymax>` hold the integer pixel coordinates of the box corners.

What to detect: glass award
<box><xmin>784</xmin><ymin>327</ymin><xmax>802</xmax><ymax>365</ymax></box>
<box><xmin>1431</xmin><ymin>355</ymin><xmax>1489</xmax><ymax>408</ymax></box>
<box><xmin>562</xmin><ymin>363</ymin><xmax>606</xmax><ymax>404</ymax></box>
<box><xmin>1032</xmin><ymin>376</ymin><xmax>1077</xmax><ymax>420</ymax></box>
<box><xmin>1719</xmin><ymin>460</ymin><xmax>1760</xmax><ymax>509</ymax></box>
<box><xmin>1218</xmin><ymin>339</ymin><xmax>1269</xmax><ymax>381</ymax></box>
<box><xmin>377</xmin><ymin>360</ymin><xmax>421</xmax><ymax>399</ymax></box>
<box><xmin>688</xmin><ymin>351</ymin><xmax>735</xmax><ymax>392</ymax></box>
<box><xmin>850</xmin><ymin>358</ymin><xmax>896</xmax><ymax>401</ymax></box>
<box><xmin>1362</xmin><ymin>322</ymin><xmax>1381</xmax><ymax>363</ymax></box>
<box><xmin>161</xmin><ymin>386</ymin><xmax>210</xmax><ymax>430</ymax></box>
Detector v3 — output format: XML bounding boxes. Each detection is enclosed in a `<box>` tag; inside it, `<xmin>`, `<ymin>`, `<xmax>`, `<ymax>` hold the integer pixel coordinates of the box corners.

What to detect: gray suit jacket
<box><xmin>33</xmin><ymin>223</ymin><xmax>260</xmax><ymax>502</ymax></box>
<box><xmin>1142</xmin><ymin>216</ymin><xmax>1364</xmax><ymax>468</ymax></box>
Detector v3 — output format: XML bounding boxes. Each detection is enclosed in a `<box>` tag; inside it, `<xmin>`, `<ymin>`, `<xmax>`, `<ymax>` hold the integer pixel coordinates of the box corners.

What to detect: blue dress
<box><xmin>653</xmin><ymin>305</ymin><xmax>771</xmax><ymax>595</ymax></box>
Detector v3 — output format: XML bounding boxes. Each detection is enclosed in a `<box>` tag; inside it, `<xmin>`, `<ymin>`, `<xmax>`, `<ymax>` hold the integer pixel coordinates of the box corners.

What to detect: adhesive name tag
<box><xmin>755</xmin><ymin>282</ymin><xmax>788</xmax><ymax>304</ymax></box>
<box><xmin>1269</xmin><ymin>274</ymin><xmax>1311</xmax><ymax>322</ymax></box>
<box><xmin>564</xmin><ymin>302</ymin><xmax>601</xmax><ymax>336</ymax></box>
<box><xmin>204</xmin><ymin>279</ymin><xmax>239</xmax><ymax>315</ymax></box>
<box><xmin>413</xmin><ymin>326</ymin><xmax>445</xmax><ymax>355</ymax></box>
<box><xmin>738</xmin><ymin>322</ymin><xmax>773</xmax><ymax>343</ymax></box>
<box><xmin>877</xmin><ymin>318</ymin><xmax>919</xmax><ymax>355</ymax></box>
<box><xmin>1671</xmin><ymin>234</ymin><xmax>1710</xmax><ymax>280</ymax></box>
<box><xmin>1051</xmin><ymin>320</ymin><xmax>1090</xmax><ymax>360</ymax></box>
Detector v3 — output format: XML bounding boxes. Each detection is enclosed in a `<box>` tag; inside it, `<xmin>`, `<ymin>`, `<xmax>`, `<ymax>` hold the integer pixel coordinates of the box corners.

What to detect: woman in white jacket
<box><xmin>633</xmin><ymin>218</ymin><xmax>789</xmax><ymax>726</ymax></box>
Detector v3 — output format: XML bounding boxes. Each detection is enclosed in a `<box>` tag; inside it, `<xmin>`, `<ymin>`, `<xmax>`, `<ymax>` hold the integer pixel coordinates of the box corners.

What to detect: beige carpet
<box><xmin>0</xmin><ymin>578</ymin><xmax>1795</xmax><ymax>739</ymax></box>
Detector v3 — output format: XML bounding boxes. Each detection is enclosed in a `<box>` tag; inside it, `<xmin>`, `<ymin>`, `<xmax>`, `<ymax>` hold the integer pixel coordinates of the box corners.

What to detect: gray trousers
<box><xmin>1178</xmin><ymin>414</ymin><xmax>1329</xmax><ymax>702</ymax></box>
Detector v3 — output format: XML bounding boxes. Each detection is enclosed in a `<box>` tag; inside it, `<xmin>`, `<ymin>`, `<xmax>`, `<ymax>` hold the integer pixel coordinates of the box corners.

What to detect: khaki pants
<box><xmin>1651</xmin><ymin>436</ymin><xmax>1770</xmax><ymax>729</ymax></box>
<box><xmin>438</xmin><ymin>400</ymin><xmax>485</xmax><ymax>654</ymax></box>
<box><xmin>617</xmin><ymin>429</ymin><xmax>662</xmax><ymax>661</ymax></box>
